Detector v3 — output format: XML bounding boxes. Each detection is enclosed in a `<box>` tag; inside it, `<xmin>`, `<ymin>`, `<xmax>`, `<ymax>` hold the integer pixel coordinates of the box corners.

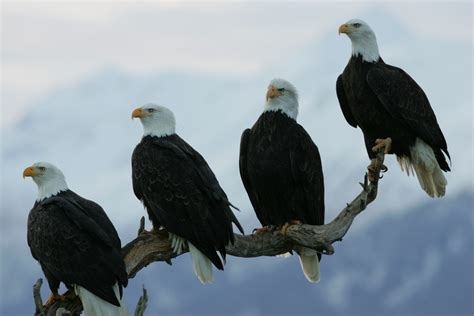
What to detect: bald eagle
<box><xmin>337</xmin><ymin>19</ymin><xmax>451</xmax><ymax>197</ymax></box>
<box><xmin>23</xmin><ymin>162</ymin><xmax>128</xmax><ymax>315</ymax></box>
<box><xmin>239</xmin><ymin>78</ymin><xmax>325</xmax><ymax>282</ymax></box>
<box><xmin>131</xmin><ymin>104</ymin><xmax>243</xmax><ymax>284</ymax></box>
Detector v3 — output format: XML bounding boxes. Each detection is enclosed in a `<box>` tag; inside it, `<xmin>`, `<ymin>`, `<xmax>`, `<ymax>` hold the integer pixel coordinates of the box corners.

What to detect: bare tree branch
<box><xmin>33</xmin><ymin>278</ymin><xmax>45</xmax><ymax>316</ymax></box>
<box><xmin>134</xmin><ymin>286</ymin><xmax>148</xmax><ymax>316</ymax></box>
<box><xmin>123</xmin><ymin>149</ymin><xmax>385</xmax><ymax>274</ymax></box>
<box><xmin>35</xmin><ymin>149</ymin><xmax>385</xmax><ymax>315</ymax></box>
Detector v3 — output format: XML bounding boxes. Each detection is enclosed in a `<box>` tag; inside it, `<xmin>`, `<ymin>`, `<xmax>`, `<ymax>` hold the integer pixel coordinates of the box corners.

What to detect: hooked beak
<box><xmin>339</xmin><ymin>23</ymin><xmax>349</xmax><ymax>35</ymax></box>
<box><xmin>23</xmin><ymin>166</ymin><xmax>36</xmax><ymax>178</ymax></box>
<box><xmin>132</xmin><ymin>108</ymin><xmax>144</xmax><ymax>119</ymax></box>
<box><xmin>266</xmin><ymin>85</ymin><xmax>283</xmax><ymax>101</ymax></box>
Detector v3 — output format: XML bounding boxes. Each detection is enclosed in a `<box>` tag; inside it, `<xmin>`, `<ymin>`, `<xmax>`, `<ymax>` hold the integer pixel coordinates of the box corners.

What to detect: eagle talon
<box><xmin>280</xmin><ymin>220</ymin><xmax>302</xmax><ymax>235</ymax></box>
<box><xmin>44</xmin><ymin>292</ymin><xmax>66</xmax><ymax>309</ymax></box>
<box><xmin>252</xmin><ymin>226</ymin><xmax>274</xmax><ymax>234</ymax></box>
<box><xmin>280</xmin><ymin>223</ymin><xmax>290</xmax><ymax>235</ymax></box>
<box><xmin>372</xmin><ymin>137</ymin><xmax>392</xmax><ymax>154</ymax></box>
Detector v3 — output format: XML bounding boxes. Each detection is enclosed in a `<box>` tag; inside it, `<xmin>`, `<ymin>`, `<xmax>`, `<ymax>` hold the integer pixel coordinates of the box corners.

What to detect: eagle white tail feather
<box><xmin>298</xmin><ymin>247</ymin><xmax>320</xmax><ymax>283</ymax></box>
<box><xmin>169</xmin><ymin>234</ymin><xmax>214</xmax><ymax>284</ymax></box>
<box><xmin>75</xmin><ymin>283</ymin><xmax>129</xmax><ymax>316</ymax></box>
<box><xmin>413</xmin><ymin>162</ymin><xmax>447</xmax><ymax>198</ymax></box>
<box><xmin>188</xmin><ymin>242</ymin><xmax>214</xmax><ymax>284</ymax></box>
<box><xmin>169</xmin><ymin>233</ymin><xmax>186</xmax><ymax>254</ymax></box>
<box><xmin>397</xmin><ymin>155</ymin><xmax>415</xmax><ymax>176</ymax></box>
<box><xmin>397</xmin><ymin>138</ymin><xmax>447</xmax><ymax>198</ymax></box>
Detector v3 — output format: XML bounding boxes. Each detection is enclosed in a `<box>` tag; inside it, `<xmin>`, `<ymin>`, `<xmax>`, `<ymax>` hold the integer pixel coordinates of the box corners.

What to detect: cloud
<box><xmin>3</xmin><ymin>2</ymin><xmax>471</xmax><ymax>127</ymax></box>
<box><xmin>385</xmin><ymin>248</ymin><xmax>442</xmax><ymax>307</ymax></box>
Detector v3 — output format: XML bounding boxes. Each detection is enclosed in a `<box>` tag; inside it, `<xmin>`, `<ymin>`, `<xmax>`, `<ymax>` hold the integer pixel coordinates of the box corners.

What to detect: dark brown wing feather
<box><xmin>239</xmin><ymin>128</ymin><xmax>264</xmax><ymax>224</ymax></box>
<box><xmin>336</xmin><ymin>75</ymin><xmax>358</xmax><ymax>128</ymax></box>
<box><xmin>289</xmin><ymin>126</ymin><xmax>325</xmax><ymax>226</ymax></box>
<box><xmin>366</xmin><ymin>64</ymin><xmax>450</xmax><ymax>170</ymax></box>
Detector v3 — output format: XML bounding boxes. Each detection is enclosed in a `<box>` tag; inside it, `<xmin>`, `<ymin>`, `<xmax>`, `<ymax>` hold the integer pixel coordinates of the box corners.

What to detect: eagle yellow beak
<box><xmin>132</xmin><ymin>108</ymin><xmax>144</xmax><ymax>119</ymax></box>
<box><xmin>266</xmin><ymin>85</ymin><xmax>283</xmax><ymax>100</ymax></box>
<box><xmin>23</xmin><ymin>166</ymin><xmax>36</xmax><ymax>178</ymax></box>
<box><xmin>339</xmin><ymin>23</ymin><xmax>349</xmax><ymax>35</ymax></box>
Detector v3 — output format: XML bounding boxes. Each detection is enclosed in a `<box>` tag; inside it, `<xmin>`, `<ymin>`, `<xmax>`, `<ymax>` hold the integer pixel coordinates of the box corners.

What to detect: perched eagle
<box><xmin>23</xmin><ymin>162</ymin><xmax>128</xmax><ymax>316</ymax></box>
<box><xmin>239</xmin><ymin>78</ymin><xmax>325</xmax><ymax>282</ymax></box>
<box><xmin>337</xmin><ymin>19</ymin><xmax>450</xmax><ymax>197</ymax></box>
<box><xmin>131</xmin><ymin>104</ymin><xmax>244</xmax><ymax>284</ymax></box>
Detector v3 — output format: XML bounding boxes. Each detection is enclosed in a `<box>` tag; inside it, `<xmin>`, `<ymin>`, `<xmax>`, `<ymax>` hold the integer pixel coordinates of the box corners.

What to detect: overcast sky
<box><xmin>1</xmin><ymin>1</ymin><xmax>472</xmax><ymax>127</ymax></box>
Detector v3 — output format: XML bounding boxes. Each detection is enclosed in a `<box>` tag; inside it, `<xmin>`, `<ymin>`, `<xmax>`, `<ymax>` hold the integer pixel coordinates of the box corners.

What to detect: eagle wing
<box><xmin>289</xmin><ymin>124</ymin><xmax>325</xmax><ymax>226</ymax></box>
<box><xmin>238</xmin><ymin>129</ymin><xmax>264</xmax><ymax>224</ymax></box>
<box><xmin>27</xmin><ymin>196</ymin><xmax>127</xmax><ymax>306</ymax></box>
<box><xmin>177</xmin><ymin>138</ymin><xmax>244</xmax><ymax>235</ymax></box>
<box><xmin>70</xmin><ymin>193</ymin><xmax>123</xmax><ymax>250</ymax></box>
<box><xmin>336</xmin><ymin>75</ymin><xmax>358</xmax><ymax>128</ymax></box>
<box><xmin>366</xmin><ymin>64</ymin><xmax>450</xmax><ymax>160</ymax></box>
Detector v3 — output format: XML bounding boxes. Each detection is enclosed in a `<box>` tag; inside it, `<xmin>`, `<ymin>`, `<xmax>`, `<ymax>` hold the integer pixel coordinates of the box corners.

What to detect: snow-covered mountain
<box><xmin>1</xmin><ymin>10</ymin><xmax>472</xmax><ymax>315</ymax></box>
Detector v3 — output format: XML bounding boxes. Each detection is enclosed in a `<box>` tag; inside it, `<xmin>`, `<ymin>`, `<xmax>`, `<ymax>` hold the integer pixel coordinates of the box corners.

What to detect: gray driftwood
<box><xmin>34</xmin><ymin>149</ymin><xmax>385</xmax><ymax>315</ymax></box>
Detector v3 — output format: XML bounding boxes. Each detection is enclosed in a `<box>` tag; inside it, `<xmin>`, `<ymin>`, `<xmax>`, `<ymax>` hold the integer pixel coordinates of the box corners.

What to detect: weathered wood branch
<box><xmin>33</xmin><ymin>279</ymin><xmax>45</xmax><ymax>316</ymax></box>
<box><xmin>35</xmin><ymin>149</ymin><xmax>385</xmax><ymax>315</ymax></box>
<box><xmin>134</xmin><ymin>286</ymin><xmax>148</xmax><ymax>316</ymax></box>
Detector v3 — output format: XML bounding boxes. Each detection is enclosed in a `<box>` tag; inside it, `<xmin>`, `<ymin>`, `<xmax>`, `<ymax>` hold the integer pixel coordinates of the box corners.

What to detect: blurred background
<box><xmin>1</xmin><ymin>1</ymin><xmax>473</xmax><ymax>315</ymax></box>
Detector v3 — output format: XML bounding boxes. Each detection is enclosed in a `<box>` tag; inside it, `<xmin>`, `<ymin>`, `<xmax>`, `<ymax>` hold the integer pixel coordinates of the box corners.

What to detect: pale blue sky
<box><xmin>2</xmin><ymin>1</ymin><xmax>472</xmax><ymax>127</ymax></box>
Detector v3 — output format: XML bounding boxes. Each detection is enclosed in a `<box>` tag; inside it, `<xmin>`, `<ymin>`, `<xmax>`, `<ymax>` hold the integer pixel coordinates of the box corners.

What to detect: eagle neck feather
<box><xmin>264</xmin><ymin>98</ymin><xmax>298</xmax><ymax>121</ymax></box>
<box><xmin>351</xmin><ymin>34</ymin><xmax>380</xmax><ymax>63</ymax></box>
<box><xmin>36</xmin><ymin>178</ymin><xmax>68</xmax><ymax>201</ymax></box>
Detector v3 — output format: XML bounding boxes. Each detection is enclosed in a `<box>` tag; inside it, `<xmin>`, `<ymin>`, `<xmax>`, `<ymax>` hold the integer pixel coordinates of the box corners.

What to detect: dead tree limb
<box><xmin>35</xmin><ymin>149</ymin><xmax>385</xmax><ymax>315</ymax></box>
<box><xmin>123</xmin><ymin>149</ymin><xmax>385</xmax><ymax>276</ymax></box>
<box><xmin>33</xmin><ymin>278</ymin><xmax>45</xmax><ymax>316</ymax></box>
<box><xmin>134</xmin><ymin>286</ymin><xmax>148</xmax><ymax>316</ymax></box>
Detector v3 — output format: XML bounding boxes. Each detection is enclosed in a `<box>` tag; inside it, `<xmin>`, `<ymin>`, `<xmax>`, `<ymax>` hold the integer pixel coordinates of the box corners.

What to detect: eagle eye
<box><xmin>38</xmin><ymin>167</ymin><xmax>46</xmax><ymax>171</ymax></box>
<box><xmin>147</xmin><ymin>108</ymin><xmax>156</xmax><ymax>113</ymax></box>
<box><xmin>277</xmin><ymin>88</ymin><xmax>285</xmax><ymax>92</ymax></box>
<box><xmin>353</xmin><ymin>23</ymin><xmax>361</xmax><ymax>28</ymax></box>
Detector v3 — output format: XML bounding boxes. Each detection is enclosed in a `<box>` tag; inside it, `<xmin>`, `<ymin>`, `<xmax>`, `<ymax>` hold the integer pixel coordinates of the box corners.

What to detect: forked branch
<box><xmin>35</xmin><ymin>149</ymin><xmax>386</xmax><ymax>315</ymax></box>
<box><xmin>124</xmin><ymin>149</ymin><xmax>385</xmax><ymax>276</ymax></box>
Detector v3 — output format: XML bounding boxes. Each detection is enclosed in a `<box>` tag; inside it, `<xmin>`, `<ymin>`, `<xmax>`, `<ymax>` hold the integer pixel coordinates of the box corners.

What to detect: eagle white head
<box><xmin>264</xmin><ymin>78</ymin><xmax>299</xmax><ymax>120</ymax></box>
<box><xmin>132</xmin><ymin>103</ymin><xmax>176</xmax><ymax>138</ymax></box>
<box><xmin>339</xmin><ymin>19</ymin><xmax>380</xmax><ymax>63</ymax></box>
<box><xmin>23</xmin><ymin>162</ymin><xmax>69</xmax><ymax>201</ymax></box>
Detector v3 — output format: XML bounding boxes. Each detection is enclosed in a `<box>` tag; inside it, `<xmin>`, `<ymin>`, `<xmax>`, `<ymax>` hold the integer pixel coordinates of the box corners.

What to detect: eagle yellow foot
<box><xmin>44</xmin><ymin>292</ymin><xmax>67</xmax><ymax>309</ymax></box>
<box><xmin>252</xmin><ymin>226</ymin><xmax>273</xmax><ymax>234</ymax></box>
<box><xmin>372</xmin><ymin>137</ymin><xmax>392</xmax><ymax>154</ymax></box>
<box><xmin>280</xmin><ymin>220</ymin><xmax>302</xmax><ymax>235</ymax></box>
